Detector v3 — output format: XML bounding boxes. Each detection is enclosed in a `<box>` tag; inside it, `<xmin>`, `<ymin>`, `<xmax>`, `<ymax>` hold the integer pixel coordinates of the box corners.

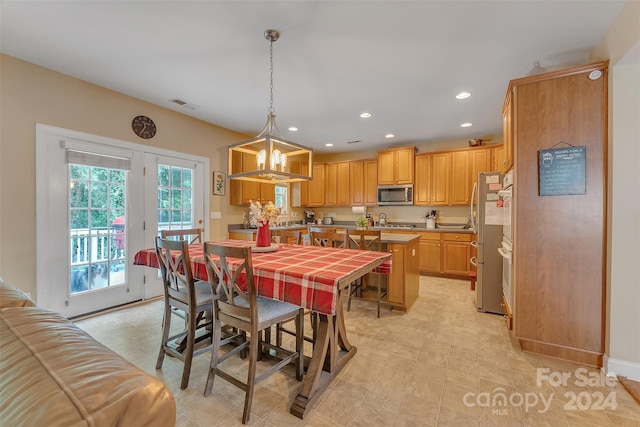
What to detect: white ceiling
<box><xmin>0</xmin><ymin>1</ymin><xmax>626</xmax><ymax>153</ymax></box>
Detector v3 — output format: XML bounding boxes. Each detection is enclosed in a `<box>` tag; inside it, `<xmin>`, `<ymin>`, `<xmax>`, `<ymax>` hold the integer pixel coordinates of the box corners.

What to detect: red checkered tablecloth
<box><xmin>134</xmin><ymin>240</ymin><xmax>391</xmax><ymax>316</ymax></box>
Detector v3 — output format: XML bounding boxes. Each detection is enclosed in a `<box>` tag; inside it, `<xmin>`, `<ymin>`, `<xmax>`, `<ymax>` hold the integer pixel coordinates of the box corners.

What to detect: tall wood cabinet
<box><xmin>510</xmin><ymin>61</ymin><xmax>608</xmax><ymax>367</ymax></box>
<box><xmin>414</xmin><ymin>154</ymin><xmax>432</xmax><ymax>206</ymax></box>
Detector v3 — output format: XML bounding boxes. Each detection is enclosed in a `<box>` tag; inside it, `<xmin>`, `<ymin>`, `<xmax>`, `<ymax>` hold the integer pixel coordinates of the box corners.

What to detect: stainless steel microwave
<box><xmin>377</xmin><ymin>185</ymin><xmax>414</xmax><ymax>206</ymax></box>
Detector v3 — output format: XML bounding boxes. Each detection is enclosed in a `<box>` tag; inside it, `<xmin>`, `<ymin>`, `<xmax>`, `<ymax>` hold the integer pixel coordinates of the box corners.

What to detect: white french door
<box><xmin>142</xmin><ymin>155</ymin><xmax>205</xmax><ymax>298</ymax></box>
<box><xmin>36</xmin><ymin>125</ymin><xmax>208</xmax><ymax>318</ymax></box>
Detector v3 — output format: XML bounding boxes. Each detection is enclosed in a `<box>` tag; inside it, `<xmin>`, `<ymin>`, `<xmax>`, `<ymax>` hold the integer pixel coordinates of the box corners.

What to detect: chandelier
<box><xmin>228</xmin><ymin>29</ymin><xmax>313</xmax><ymax>183</ymax></box>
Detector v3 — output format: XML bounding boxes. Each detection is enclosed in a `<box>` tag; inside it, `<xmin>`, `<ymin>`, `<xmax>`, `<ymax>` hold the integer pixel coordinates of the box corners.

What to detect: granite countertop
<box><xmin>229</xmin><ymin>223</ymin><xmax>475</xmax><ymax>235</ymax></box>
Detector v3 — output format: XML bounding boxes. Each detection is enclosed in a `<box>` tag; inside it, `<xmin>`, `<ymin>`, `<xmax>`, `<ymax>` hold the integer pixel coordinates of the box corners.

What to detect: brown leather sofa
<box><xmin>0</xmin><ymin>281</ymin><xmax>176</xmax><ymax>426</ymax></box>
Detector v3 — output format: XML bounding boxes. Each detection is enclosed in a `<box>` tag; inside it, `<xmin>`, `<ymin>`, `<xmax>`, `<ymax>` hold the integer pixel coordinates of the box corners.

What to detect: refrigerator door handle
<box><xmin>470</xmin><ymin>256</ymin><xmax>477</xmax><ymax>266</ymax></box>
<box><xmin>470</xmin><ymin>240</ymin><xmax>478</xmax><ymax>248</ymax></box>
<box><xmin>470</xmin><ymin>182</ymin><xmax>478</xmax><ymax>232</ymax></box>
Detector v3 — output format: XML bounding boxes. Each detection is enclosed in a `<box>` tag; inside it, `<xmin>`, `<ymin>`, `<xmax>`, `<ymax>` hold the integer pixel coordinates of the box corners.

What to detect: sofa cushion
<box><xmin>0</xmin><ymin>281</ymin><xmax>36</xmax><ymax>308</ymax></box>
<box><xmin>0</xmin><ymin>307</ymin><xmax>175</xmax><ymax>426</ymax></box>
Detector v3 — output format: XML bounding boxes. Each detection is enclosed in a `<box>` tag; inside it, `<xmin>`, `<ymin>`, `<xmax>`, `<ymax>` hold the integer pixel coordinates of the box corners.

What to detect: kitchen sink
<box><xmin>435</xmin><ymin>224</ymin><xmax>469</xmax><ymax>229</ymax></box>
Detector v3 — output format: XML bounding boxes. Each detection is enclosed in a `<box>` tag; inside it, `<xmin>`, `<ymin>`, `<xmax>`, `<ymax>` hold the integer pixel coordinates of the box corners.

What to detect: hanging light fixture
<box><xmin>228</xmin><ymin>29</ymin><xmax>313</xmax><ymax>183</ymax></box>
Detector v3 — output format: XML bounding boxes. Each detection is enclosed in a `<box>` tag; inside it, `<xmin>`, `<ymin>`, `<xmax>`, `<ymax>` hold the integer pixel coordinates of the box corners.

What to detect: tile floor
<box><xmin>75</xmin><ymin>276</ymin><xmax>640</xmax><ymax>426</ymax></box>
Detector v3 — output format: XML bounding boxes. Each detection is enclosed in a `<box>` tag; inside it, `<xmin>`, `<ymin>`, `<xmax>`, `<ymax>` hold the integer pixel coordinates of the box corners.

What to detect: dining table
<box><xmin>134</xmin><ymin>239</ymin><xmax>391</xmax><ymax>419</ymax></box>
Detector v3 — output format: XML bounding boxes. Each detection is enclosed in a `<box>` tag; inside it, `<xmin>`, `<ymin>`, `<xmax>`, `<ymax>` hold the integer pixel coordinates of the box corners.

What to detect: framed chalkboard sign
<box><xmin>539</xmin><ymin>145</ymin><xmax>586</xmax><ymax>196</ymax></box>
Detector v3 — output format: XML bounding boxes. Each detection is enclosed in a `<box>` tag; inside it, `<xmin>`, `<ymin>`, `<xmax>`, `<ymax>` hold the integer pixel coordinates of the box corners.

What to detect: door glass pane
<box><xmin>69</xmin><ymin>164</ymin><xmax>126</xmax><ymax>294</ymax></box>
<box><xmin>158</xmin><ymin>163</ymin><xmax>195</xmax><ymax>235</ymax></box>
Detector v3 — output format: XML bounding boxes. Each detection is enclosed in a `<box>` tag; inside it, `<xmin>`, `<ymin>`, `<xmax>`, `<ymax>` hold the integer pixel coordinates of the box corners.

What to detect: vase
<box><xmin>256</xmin><ymin>221</ymin><xmax>271</xmax><ymax>247</ymax></box>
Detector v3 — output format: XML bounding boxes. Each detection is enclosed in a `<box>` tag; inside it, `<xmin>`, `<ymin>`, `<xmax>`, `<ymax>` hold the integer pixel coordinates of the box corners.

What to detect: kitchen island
<box><xmin>227</xmin><ymin>225</ymin><xmax>420</xmax><ymax>313</ymax></box>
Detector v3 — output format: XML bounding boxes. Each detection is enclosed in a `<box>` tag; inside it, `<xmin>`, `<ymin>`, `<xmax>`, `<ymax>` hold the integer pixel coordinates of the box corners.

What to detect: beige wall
<box><xmin>0</xmin><ymin>54</ymin><xmax>250</xmax><ymax>294</ymax></box>
<box><xmin>592</xmin><ymin>0</ymin><xmax>640</xmax><ymax>378</ymax></box>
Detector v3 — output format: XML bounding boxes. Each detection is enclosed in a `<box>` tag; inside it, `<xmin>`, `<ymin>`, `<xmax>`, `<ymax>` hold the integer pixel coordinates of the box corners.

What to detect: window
<box><xmin>274</xmin><ymin>185</ymin><xmax>288</xmax><ymax>214</ymax></box>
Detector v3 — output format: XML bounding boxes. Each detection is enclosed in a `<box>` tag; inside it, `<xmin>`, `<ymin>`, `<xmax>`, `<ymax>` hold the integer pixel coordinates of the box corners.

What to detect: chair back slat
<box><xmin>203</xmin><ymin>242</ymin><xmax>256</xmax><ymax>321</ymax></box>
<box><xmin>309</xmin><ymin>231</ymin><xmax>346</xmax><ymax>248</ymax></box>
<box><xmin>270</xmin><ymin>229</ymin><xmax>302</xmax><ymax>245</ymax></box>
<box><xmin>346</xmin><ymin>229</ymin><xmax>382</xmax><ymax>252</ymax></box>
<box><xmin>161</xmin><ymin>228</ymin><xmax>203</xmax><ymax>244</ymax></box>
<box><xmin>155</xmin><ymin>237</ymin><xmax>196</xmax><ymax>305</ymax></box>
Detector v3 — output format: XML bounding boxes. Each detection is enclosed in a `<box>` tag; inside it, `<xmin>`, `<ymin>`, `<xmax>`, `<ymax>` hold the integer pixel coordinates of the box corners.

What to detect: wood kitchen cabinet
<box><xmin>229</xmin><ymin>151</ymin><xmax>275</xmax><ymax>205</ymax></box>
<box><xmin>492</xmin><ymin>145</ymin><xmax>506</xmax><ymax>173</ymax></box>
<box><xmin>430</xmin><ymin>152</ymin><xmax>451</xmax><ymax>205</ymax></box>
<box><xmin>415</xmin><ymin>231</ymin><xmax>471</xmax><ymax>278</ymax></box>
<box><xmin>441</xmin><ymin>233</ymin><xmax>471</xmax><ymax>276</ymax></box>
<box><xmin>414</xmin><ymin>154</ymin><xmax>432</xmax><ymax>206</ymax></box>
<box><xmin>469</xmin><ymin>148</ymin><xmax>492</xmax><ymax>191</ymax></box>
<box><xmin>385</xmin><ymin>236</ymin><xmax>420</xmax><ymax>312</ymax></box>
<box><xmin>450</xmin><ymin>151</ymin><xmax>470</xmax><ymax>205</ymax></box>
<box><xmin>350</xmin><ymin>159</ymin><xmax>377</xmax><ymax>206</ymax></box>
<box><xmin>322</xmin><ymin>162</ymin><xmax>350</xmax><ymax>206</ymax></box>
<box><xmin>306</xmin><ymin>163</ymin><xmax>325</xmax><ymax>206</ymax></box>
<box><xmin>377</xmin><ymin>146</ymin><xmax>416</xmax><ymax>185</ymax></box>
<box><xmin>501</xmin><ymin>91</ymin><xmax>514</xmax><ymax>173</ymax></box>
<box><xmin>432</xmin><ymin>151</ymin><xmax>467</xmax><ymax>206</ymax></box>
<box><xmin>510</xmin><ymin>61</ymin><xmax>608</xmax><ymax>367</ymax></box>
<box><xmin>290</xmin><ymin>160</ymin><xmax>309</xmax><ymax>207</ymax></box>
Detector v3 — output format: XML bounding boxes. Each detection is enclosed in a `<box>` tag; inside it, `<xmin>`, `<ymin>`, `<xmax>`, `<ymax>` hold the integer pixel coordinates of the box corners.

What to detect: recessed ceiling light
<box><xmin>325</xmin><ymin>143</ymin><xmax>334</xmax><ymax>147</ymax></box>
<box><xmin>456</xmin><ymin>92</ymin><xmax>471</xmax><ymax>99</ymax></box>
<box><xmin>460</xmin><ymin>122</ymin><xmax>473</xmax><ymax>128</ymax></box>
<box><xmin>288</xmin><ymin>126</ymin><xmax>298</xmax><ymax>132</ymax></box>
<box><xmin>385</xmin><ymin>134</ymin><xmax>395</xmax><ymax>138</ymax></box>
<box><xmin>360</xmin><ymin>112</ymin><xmax>372</xmax><ymax>118</ymax></box>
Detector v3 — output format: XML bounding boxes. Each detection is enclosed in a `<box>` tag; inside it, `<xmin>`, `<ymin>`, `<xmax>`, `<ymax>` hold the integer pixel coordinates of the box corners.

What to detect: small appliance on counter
<box><xmin>304</xmin><ymin>210</ymin><xmax>315</xmax><ymax>225</ymax></box>
<box><xmin>378</xmin><ymin>213</ymin><xmax>388</xmax><ymax>226</ymax></box>
<box><xmin>322</xmin><ymin>217</ymin><xmax>334</xmax><ymax>225</ymax></box>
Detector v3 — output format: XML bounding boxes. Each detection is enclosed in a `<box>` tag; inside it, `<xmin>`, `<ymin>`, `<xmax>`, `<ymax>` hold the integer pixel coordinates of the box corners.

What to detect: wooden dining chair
<box><xmin>202</xmin><ymin>242</ymin><xmax>304</xmax><ymax>424</ymax></box>
<box><xmin>345</xmin><ymin>229</ymin><xmax>387</xmax><ymax>317</ymax></box>
<box><xmin>309</xmin><ymin>230</ymin><xmax>346</xmax><ymax>248</ymax></box>
<box><xmin>161</xmin><ymin>228</ymin><xmax>203</xmax><ymax>244</ymax></box>
<box><xmin>270</xmin><ymin>229</ymin><xmax>302</xmax><ymax>245</ymax></box>
<box><xmin>154</xmin><ymin>237</ymin><xmax>214</xmax><ymax>390</ymax></box>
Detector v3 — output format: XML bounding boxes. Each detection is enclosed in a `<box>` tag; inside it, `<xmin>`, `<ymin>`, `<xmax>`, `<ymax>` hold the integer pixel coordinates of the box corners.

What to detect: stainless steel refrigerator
<box><xmin>470</xmin><ymin>172</ymin><xmax>504</xmax><ymax>314</ymax></box>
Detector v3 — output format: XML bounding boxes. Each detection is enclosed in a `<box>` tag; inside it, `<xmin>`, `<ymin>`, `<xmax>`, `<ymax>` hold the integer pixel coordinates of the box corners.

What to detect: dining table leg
<box><xmin>290</xmin><ymin>284</ymin><xmax>357</xmax><ymax>419</ymax></box>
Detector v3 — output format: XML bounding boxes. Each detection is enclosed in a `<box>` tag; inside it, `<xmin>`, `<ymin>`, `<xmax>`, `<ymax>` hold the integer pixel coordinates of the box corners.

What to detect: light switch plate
<box><xmin>210</xmin><ymin>211</ymin><xmax>222</xmax><ymax>220</ymax></box>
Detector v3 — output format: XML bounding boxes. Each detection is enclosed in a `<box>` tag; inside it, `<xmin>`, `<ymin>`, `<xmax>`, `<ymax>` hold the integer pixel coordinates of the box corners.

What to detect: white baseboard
<box><xmin>604</xmin><ymin>354</ymin><xmax>640</xmax><ymax>381</ymax></box>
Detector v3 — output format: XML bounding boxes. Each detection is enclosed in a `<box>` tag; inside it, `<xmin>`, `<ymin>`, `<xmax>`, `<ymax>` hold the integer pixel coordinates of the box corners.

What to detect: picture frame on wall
<box><xmin>213</xmin><ymin>171</ymin><xmax>226</xmax><ymax>195</ymax></box>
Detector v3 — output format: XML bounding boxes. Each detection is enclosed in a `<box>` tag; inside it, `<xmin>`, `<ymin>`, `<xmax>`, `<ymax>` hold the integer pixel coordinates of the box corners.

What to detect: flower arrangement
<box><xmin>355</xmin><ymin>216</ymin><xmax>368</xmax><ymax>229</ymax></box>
<box><xmin>249</xmin><ymin>200</ymin><xmax>281</xmax><ymax>227</ymax></box>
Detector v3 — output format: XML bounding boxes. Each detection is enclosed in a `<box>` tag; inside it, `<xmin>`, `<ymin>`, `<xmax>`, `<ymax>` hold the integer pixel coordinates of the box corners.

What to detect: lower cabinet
<box><xmin>386</xmin><ymin>237</ymin><xmax>420</xmax><ymax>312</ymax></box>
<box><xmin>417</xmin><ymin>231</ymin><xmax>471</xmax><ymax>277</ymax></box>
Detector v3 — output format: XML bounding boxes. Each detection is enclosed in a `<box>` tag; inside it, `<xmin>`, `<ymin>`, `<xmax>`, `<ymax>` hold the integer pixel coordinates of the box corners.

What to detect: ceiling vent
<box><xmin>169</xmin><ymin>98</ymin><xmax>199</xmax><ymax>110</ymax></box>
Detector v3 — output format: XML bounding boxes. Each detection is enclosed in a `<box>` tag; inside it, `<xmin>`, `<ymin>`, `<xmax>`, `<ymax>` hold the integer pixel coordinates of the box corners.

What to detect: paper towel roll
<box><xmin>351</xmin><ymin>206</ymin><xmax>367</xmax><ymax>215</ymax></box>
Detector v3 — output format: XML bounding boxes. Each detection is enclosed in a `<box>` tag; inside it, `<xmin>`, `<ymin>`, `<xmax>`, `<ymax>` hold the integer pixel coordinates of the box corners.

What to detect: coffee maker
<box><xmin>304</xmin><ymin>210</ymin><xmax>315</xmax><ymax>225</ymax></box>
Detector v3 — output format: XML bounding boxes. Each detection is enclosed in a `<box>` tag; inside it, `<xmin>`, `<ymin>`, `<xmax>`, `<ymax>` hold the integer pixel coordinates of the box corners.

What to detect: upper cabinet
<box><xmin>325</xmin><ymin>162</ymin><xmax>350</xmax><ymax>206</ymax></box>
<box><xmin>229</xmin><ymin>151</ymin><xmax>275</xmax><ymax>205</ymax></box>
<box><xmin>414</xmin><ymin>154</ymin><xmax>432</xmax><ymax>206</ymax></box>
<box><xmin>422</xmin><ymin>147</ymin><xmax>493</xmax><ymax>207</ymax></box>
<box><xmin>290</xmin><ymin>160</ymin><xmax>309</xmax><ymax>207</ymax></box>
<box><xmin>377</xmin><ymin>146</ymin><xmax>416</xmax><ymax>185</ymax></box>
<box><xmin>501</xmin><ymin>91</ymin><xmax>514</xmax><ymax>173</ymax></box>
<box><xmin>306</xmin><ymin>163</ymin><xmax>326</xmax><ymax>206</ymax></box>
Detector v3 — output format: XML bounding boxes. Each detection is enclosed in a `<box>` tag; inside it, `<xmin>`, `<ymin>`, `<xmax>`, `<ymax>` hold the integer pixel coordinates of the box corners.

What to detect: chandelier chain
<box><xmin>269</xmin><ymin>38</ymin><xmax>274</xmax><ymax>114</ymax></box>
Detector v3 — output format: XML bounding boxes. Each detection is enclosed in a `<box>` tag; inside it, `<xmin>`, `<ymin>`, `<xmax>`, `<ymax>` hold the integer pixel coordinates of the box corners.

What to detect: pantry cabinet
<box><xmin>377</xmin><ymin>146</ymin><xmax>416</xmax><ymax>185</ymax></box>
<box><xmin>229</xmin><ymin>151</ymin><xmax>275</xmax><ymax>205</ymax></box>
<box><xmin>510</xmin><ymin>61</ymin><xmax>608</xmax><ymax>367</ymax></box>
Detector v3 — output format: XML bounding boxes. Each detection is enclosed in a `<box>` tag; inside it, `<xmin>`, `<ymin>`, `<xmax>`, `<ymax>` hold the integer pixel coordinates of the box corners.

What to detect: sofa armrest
<box><xmin>0</xmin><ymin>281</ymin><xmax>36</xmax><ymax>308</ymax></box>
